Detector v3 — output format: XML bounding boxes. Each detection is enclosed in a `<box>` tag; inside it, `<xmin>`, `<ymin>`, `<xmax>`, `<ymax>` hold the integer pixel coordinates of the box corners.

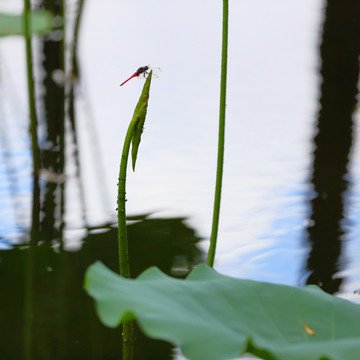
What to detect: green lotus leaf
<box><xmin>131</xmin><ymin>71</ymin><xmax>152</xmax><ymax>171</ymax></box>
<box><xmin>85</xmin><ymin>261</ymin><xmax>360</xmax><ymax>360</ymax></box>
<box><xmin>0</xmin><ymin>11</ymin><xmax>53</xmax><ymax>37</ymax></box>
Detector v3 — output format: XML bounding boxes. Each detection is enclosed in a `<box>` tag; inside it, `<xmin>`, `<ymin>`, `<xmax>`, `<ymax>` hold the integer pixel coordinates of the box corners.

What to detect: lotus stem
<box><xmin>207</xmin><ymin>0</ymin><xmax>229</xmax><ymax>267</ymax></box>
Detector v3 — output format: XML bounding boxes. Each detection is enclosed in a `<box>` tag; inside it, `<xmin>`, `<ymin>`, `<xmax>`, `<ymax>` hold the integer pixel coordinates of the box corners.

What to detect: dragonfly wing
<box><xmin>149</xmin><ymin>67</ymin><xmax>162</xmax><ymax>74</ymax></box>
<box><xmin>137</xmin><ymin>72</ymin><xmax>160</xmax><ymax>79</ymax></box>
<box><xmin>135</xmin><ymin>66</ymin><xmax>162</xmax><ymax>80</ymax></box>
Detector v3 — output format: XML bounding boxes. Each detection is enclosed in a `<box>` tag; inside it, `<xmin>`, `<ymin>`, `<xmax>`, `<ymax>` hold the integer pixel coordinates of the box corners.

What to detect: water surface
<box><xmin>1</xmin><ymin>0</ymin><xmax>360</xmax><ymax>359</ymax></box>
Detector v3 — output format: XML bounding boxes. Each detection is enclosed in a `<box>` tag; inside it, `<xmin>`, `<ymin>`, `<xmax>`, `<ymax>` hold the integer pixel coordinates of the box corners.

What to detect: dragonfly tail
<box><xmin>120</xmin><ymin>73</ymin><xmax>137</xmax><ymax>86</ymax></box>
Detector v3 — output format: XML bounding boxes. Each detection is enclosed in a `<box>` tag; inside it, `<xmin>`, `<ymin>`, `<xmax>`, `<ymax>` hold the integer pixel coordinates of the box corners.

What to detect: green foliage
<box><xmin>131</xmin><ymin>71</ymin><xmax>152</xmax><ymax>171</ymax></box>
<box><xmin>85</xmin><ymin>261</ymin><xmax>360</xmax><ymax>360</ymax></box>
<box><xmin>117</xmin><ymin>70</ymin><xmax>154</xmax><ymax>278</ymax></box>
<box><xmin>117</xmin><ymin>72</ymin><xmax>153</xmax><ymax>358</ymax></box>
<box><xmin>0</xmin><ymin>11</ymin><xmax>53</xmax><ymax>37</ymax></box>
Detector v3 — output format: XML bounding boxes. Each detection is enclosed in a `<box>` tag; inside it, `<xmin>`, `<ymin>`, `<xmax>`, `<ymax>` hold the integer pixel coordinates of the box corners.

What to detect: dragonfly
<box><xmin>120</xmin><ymin>65</ymin><xmax>161</xmax><ymax>86</ymax></box>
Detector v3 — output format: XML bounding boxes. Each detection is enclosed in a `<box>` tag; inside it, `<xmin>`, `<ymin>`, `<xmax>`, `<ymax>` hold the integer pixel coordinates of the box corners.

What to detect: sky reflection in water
<box><xmin>0</xmin><ymin>0</ymin><xmax>360</xmax><ymax>292</ymax></box>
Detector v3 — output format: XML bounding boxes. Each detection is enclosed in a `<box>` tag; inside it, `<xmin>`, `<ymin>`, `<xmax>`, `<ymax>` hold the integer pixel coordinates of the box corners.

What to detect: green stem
<box><xmin>117</xmin><ymin>120</ymin><xmax>137</xmax><ymax>278</ymax></box>
<box><xmin>207</xmin><ymin>0</ymin><xmax>229</xmax><ymax>267</ymax></box>
<box><xmin>117</xmin><ymin>118</ymin><xmax>138</xmax><ymax>360</ymax></box>
<box><xmin>117</xmin><ymin>72</ymin><xmax>152</xmax><ymax>359</ymax></box>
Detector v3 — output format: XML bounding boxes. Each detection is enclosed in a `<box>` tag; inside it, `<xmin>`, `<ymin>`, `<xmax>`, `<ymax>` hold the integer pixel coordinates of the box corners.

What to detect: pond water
<box><xmin>1</xmin><ymin>0</ymin><xmax>360</xmax><ymax>359</ymax></box>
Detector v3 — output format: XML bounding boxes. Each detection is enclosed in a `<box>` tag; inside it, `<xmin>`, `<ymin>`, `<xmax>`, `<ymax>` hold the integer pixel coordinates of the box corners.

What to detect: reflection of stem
<box><xmin>207</xmin><ymin>0</ymin><xmax>229</xmax><ymax>267</ymax></box>
<box><xmin>59</xmin><ymin>0</ymin><xmax>66</xmax><ymax>248</ymax></box>
<box><xmin>70</xmin><ymin>0</ymin><xmax>112</xmax><ymax>219</ymax></box>
<box><xmin>23</xmin><ymin>242</ymin><xmax>35</xmax><ymax>360</ymax></box>
<box><xmin>23</xmin><ymin>1</ymin><xmax>41</xmax><ymax>357</ymax></box>
<box><xmin>23</xmin><ymin>0</ymin><xmax>41</xmax><ymax>233</ymax></box>
<box><xmin>71</xmin><ymin>0</ymin><xmax>84</xmax><ymax>78</ymax></box>
<box><xmin>67</xmin><ymin>0</ymin><xmax>90</xmax><ymax>228</ymax></box>
<box><xmin>23</xmin><ymin>0</ymin><xmax>40</xmax><ymax>173</ymax></box>
<box><xmin>23</xmin><ymin>0</ymin><xmax>39</xmax><ymax>355</ymax></box>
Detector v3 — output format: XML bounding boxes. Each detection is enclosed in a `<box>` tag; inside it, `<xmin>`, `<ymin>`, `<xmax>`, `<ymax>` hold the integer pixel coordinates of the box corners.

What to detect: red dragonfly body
<box><xmin>120</xmin><ymin>66</ymin><xmax>149</xmax><ymax>86</ymax></box>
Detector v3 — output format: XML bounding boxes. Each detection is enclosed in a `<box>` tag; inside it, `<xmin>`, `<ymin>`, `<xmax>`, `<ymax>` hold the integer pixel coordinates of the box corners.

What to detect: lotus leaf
<box><xmin>85</xmin><ymin>262</ymin><xmax>360</xmax><ymax>360</ymax></box>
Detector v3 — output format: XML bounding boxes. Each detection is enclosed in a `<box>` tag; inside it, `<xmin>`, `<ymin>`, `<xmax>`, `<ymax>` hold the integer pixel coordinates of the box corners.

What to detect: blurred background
<box><xmin>1</xmin><ymin>0</ymin><xmax>360</xmax><ymax>359</ymax></box>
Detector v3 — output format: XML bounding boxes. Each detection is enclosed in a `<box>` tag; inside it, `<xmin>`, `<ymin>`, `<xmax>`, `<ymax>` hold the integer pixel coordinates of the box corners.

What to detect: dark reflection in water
<box><xmin>304</xmin><ymin>1</ymin><xmax>360</xmax><ymax>294</ymax></box>
<box><xmin>33</xmin><ymin>0</ymin><xmax>66</xmax><ymax>244</ymax></box>
<box><xmin>0</xmin><ymin>217</ymin><xmax>203</xmax><ymax>359</ymax></box>
<box><xmin>0</xmin><ymin>1</ymin><xmax>205</xmax><ymax>359</ymax></box>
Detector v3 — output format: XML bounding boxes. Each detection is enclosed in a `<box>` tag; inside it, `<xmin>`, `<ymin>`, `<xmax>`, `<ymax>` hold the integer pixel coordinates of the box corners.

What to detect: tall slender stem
<box><xmin>117</xmin><ymin>119</ymin><xmax>138</xmax><ymax>359</ymax></box>
<box><xmin>207</xmin><ymin>0</ymin><xmax>229</xmax><ymax>267</ymax></box>
<box><xmin>117</xmin><ymin>72</ymin><xmax>152</xmax><ymax>359</ymax></box>
<box><xmin>118</xmin><ymin>121</ymin><xmax>137</xmax><ymax>278</ymax></box>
